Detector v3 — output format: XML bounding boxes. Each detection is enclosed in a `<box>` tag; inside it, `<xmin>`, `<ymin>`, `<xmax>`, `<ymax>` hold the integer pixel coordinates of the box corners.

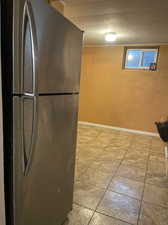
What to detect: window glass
<box><xmin>124</xmin><ymin>48</ymin><xmax>158</xmax><ymax>70</ymax></box>
<box><xmin>125</xmin><ymin>50</ymin><xmax>141</xmax><ymax>68</ymax></box>
<box><xmin>142</xmin><ymin>51</ymin><xmax>156</xmax><ymax>67</ymax></box>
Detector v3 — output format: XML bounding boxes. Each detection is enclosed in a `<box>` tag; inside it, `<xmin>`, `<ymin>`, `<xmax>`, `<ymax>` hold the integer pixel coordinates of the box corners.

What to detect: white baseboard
<box><xmin>78</xmin><ymin>121</ymin><xmax>159</xmax><ymax>137</ymax></box>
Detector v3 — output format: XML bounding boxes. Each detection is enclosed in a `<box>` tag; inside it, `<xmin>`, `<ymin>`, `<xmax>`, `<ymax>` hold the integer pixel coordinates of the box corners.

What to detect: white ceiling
<box><xmin>63</xmin><ymin>0</ymin><xmax>168</xmax><ymax>46</ymax></box>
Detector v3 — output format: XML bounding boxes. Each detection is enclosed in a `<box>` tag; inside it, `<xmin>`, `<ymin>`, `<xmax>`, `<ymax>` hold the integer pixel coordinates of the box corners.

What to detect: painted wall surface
<box><xmin>79</xmin><ymin>46</ymin><xmax>168</xmax><ymax>132</ymax></box>
<box><xmin>49</xmin><ymin>0</ymin><xmax>64</xmax><ymax>14</ymax></box>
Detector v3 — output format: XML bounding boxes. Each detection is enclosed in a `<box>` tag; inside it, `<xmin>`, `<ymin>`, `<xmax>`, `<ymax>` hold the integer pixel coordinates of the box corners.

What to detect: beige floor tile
<box><xmin>147</xmin><ymin>161</ymin><xmax>166</xmax><ymax>173</ymax></box>
<box><xmin>134</xmin><ymin>134</ymin><xmax>152</xmax><ymax>141</ymax></box>
<box><xmin>80</xmin><ymin>129</ymin><xmax>100</xmax><ymax>137</ymax></box>
<box><xmin>125</xmin><ymin>151</ymin><xmax>148</xmax><ymax>160</ymax></box>
<box><xmin>106</xmin><ymin>145</ymin><xmax>127</xmax><ymax>151</ymax></box>
<box><xmin>99</xmin><ymin>129</ymin><xmax>120</xmax><ymax>135</ymax></box>
<box><xmin>105</xmin><ymin>145</ymin><xmax>128</xmax><ymax>152</ymax></box>
<box><xmin>73</xmin><ymin>186</ymin><xmax>105</xmax><ymax>210</ymax></box>
<box><xmin>93</xmin><ymin>138</ymin><xmax>115</xmax><ymax>147</ymax></box>
<box><xmin>78</xmin><ymin>144</ymin><xmax>104</xmax><ymax>153</ymax></box>
<box><xmin>146</xmin><ymin>161</ymin><xmax>168</xmax><ymax>188</ymax></box>
<box><xmin>64</xmin><ymin>204</ymin><xmax>94</xmax><ymax>225</ymax></box>
<box><xmin>149</xmin><ymin>153</ymin><xmax>166</xmax><ymax>163</ymax></box>
<box><xmin>134</xmin><ymin>135</ymin><xmax>152</xmax><ymax>143</ymax></box>
<box><xmin>146</xmin><ymin>175</ymin><xmax>168</xmax><ymax>189</ymax></box>
<box><xmin>130</xmin><ymin>145</ymin><xmax>150</xmax><ymax>153</ymax></box>
<box><xmin>76</xmin><ymin>158</ymin><xmax>94</xmax><ymax>169</ymax></box>
<box><xmin>151</xmin><ymin>137</ymin><xmax>164</xmax><ymax>147</ymax></box>
<box><xmin>75</xmin><ymin>125</ymin><xmax>168</xmax><ymax>224</ymax></box>
<box><xmin>89</xmin><ymin>213</ymin><xmax>131</xmax><ymax>225</ymax></box>
<box><xmin>97</xmin><ymin>191</ymin><xmax>141</xmax><ymax>225</ymax></box>
<box><xmin>109</xmin><ymin>142</ymin><xmax>130</xmax><ymax>149</ymax></box>
<box><xmin>131</xmin><ymin>139</ymin><xmax>151</xmax><ymax>146</ymax></box>
<box><xmin>75</xmin><ymin>162</ymin><xmax>88</xmax><ymax>178</ymax></box>
<box><xmin>116</xmin><ymin>165</ymin><xmax>146</xmax><ymax>182</ymax></box>
<box><xmin>87</xmin><ymin>161</ymin><xmax>103</xmax><ymax>171</ymax></box>
<box><xmin>150</xmin><ymin>147</ymin><xmax>165</xmax><ymax>155</ymax></box>
<box><xmin>151</xmin><ymin>138</ymin><xmax>165</xmax><ymax>153</ymax></box>
<box><xmin>77</xmin><ymin>135</ymin><xmax>96</xmax><ymax>144</ymax></box>
<box><xmin>143</xmin><ymin>184</ymin><xmax>168</xmax><ymax>208</ymax></box>
<box><xmin>109</xmin><ymin>176</ymin><xmax>144</xmax><ymax>200</ymax></box>
<box><xmin>87</xmin><ymin>140</ymin><xmax>109</xmax><ymax>148</ymax></box>
<box><xmin>122</xmin><ymin>158</ymin><xmax>147</xmax><ymax>169</ymax></box>
<box><xmin>77</xmin><ymin>152</ymin><xmax>98</xmax><ymax>162</ymax></box>
<box><xmin>97</xmin><ymin>150</ymin><xmax>126</xmax><ymax>160</ymax></box>
<box><xmin>131</xmin><ymin>138</ymin><xmax>151</xmax><ymax>146</ymax></box>
<box><xmin>99</xmin><ymin>132</ymin><xmax>120</xmax><ymax>139</ymax></box>
<box><xmin>98</xmin><ymin>160</ymin><xmax>121</xmax><ymax>174</ymax></box>
<box><xmin>132</xmin><ymin>141</ymin><xmax>151</xmax><ymax>148</ymax></box>
<box><xmin>138</xmin><ymin>202</ymin><xmax>168</xmax><ymax>225</ymax></box>
<box><xmin>75</xmin><ymin>169</ymin><xmax>112</xmax><ymax>189</ymax></box>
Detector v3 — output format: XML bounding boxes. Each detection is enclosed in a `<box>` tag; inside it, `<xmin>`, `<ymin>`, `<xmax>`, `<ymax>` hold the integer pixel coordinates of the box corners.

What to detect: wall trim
<box><xmin>78</xmin><ymin>121</ymin><xmax>159</xmax><ymax>137</ymax></box>
<box><xmin>84</xmin><ymin>43</ymin><xmax>168</xmax><ymax>48</ymax></box>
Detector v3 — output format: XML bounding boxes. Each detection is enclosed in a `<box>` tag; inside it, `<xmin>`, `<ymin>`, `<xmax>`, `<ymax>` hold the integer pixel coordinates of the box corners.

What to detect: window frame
<box><xmin>123</xmin><ymin>47</ymin><xmax>159</xmax><ymax>71</ymax></box>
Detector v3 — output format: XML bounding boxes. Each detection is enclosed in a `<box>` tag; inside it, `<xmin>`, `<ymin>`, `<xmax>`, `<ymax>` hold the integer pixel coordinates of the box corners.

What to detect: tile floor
<box><xmin>65</xmin><ymin>124</ymin><xmax>168</xmax><ymax>225</ymax></box>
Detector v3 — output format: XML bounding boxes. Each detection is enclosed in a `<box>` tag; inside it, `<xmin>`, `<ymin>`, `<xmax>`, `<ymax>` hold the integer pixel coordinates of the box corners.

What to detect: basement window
<box><xmin>124</xmin><ymin>48</ymin><xmax>159</xmax><ymax>70</ymax></box>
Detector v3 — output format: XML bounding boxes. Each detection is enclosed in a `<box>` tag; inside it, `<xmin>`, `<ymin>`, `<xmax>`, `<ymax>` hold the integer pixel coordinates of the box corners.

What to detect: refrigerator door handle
<box><xmin>21</xmin><ymin>95</ymin><xmax>38</xmax><ymax>176</ymax></box>
<box><xmin>22</xmin><ymin>0</ymin><xmax>38</xmax><ymax>96</ymax></box>
<box><xmin>21</xmin><ymin>0</ymin><xmax>38</xmax><ymax>175</ymax></box>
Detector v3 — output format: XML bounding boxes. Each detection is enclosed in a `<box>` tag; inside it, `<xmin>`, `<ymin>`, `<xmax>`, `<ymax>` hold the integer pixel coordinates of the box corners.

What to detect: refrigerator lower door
<box><xmin>13</xmin><ymin>94</ymin><xmax>79</xmax><ymax>225</ymax></box>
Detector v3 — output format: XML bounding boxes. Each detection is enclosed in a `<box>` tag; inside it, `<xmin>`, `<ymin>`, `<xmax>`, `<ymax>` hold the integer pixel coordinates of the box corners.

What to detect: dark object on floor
<box><xmin>155</xmin><ymin>121</ymin><xmax>168</xmax><ymax>142</ymax></box>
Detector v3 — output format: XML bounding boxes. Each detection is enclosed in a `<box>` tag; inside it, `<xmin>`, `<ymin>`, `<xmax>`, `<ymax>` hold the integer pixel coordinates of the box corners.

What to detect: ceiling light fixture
<box><xmin>105</xmin><ymin>32</ymin><xmax>117</xmax><ymax>42</ymax></box>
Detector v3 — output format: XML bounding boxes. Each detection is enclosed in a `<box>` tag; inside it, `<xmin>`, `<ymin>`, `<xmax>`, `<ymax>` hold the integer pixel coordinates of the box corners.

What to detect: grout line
<box><xmin>86</xmin><ymin>210</ymin><xmax>96</xmax><ymax>225</ymax></box>
<box><xmin>87</xmin><ymin>133</ymin><xmax>129</xmax><ymax>225</ymax></box>
<box><xmin>73</xmin><ymin>202</ymin><xmax>95</xmax><ymax>212</ymax></box>
<box><xmin>87</xmin><ymin>134</ymin><xmax>134</xmax><ymax>225</ymax></box>
<box><xmin>136</xmin><ymin>138</ymin><xmax>152</xmax><ymax>225</ymax></box>
<box><xmin>74</xmin><ymin>201</ymin><xmax>134</xmax><ymax>225</ymax></box>
<box><xmin>102</xmin><ymin>189</ymin><xmax>142</xmax><ymax>201</ymax></box>
<box><xmin>142</xmin><ymin>199</ymin><xmax>168</xmax><ymax>209</ymax></box>
<box><xmin>78</xmin><ymin>126</ymin><xmax>155</xmax><ymax>225</ymax></box>
<box><xmin>93</xmin><ymin>211</ymin><xmax>135</xmax><ymax>225</ymax></box>
<box><xmin>77</xmin><ymin>128</ymin><xmax>113</xmax><ymax>225</ymax></box>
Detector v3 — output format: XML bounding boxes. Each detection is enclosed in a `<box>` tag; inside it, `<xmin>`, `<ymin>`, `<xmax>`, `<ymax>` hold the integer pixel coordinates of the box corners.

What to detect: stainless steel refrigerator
<box><xmin>1</xmin><ymin>0</ymin><xmax>83</xmax><ymax>225</ymax></box>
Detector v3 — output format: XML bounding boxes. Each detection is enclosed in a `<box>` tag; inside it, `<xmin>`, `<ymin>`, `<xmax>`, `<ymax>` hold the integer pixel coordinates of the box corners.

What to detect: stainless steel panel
<box><xmin>13</xmin><ymin>0</ymin><xmax>38</xmax><ymax>95</ymax></box>
<box><xmin>13</xmin><ymin>97</ymin><xmax>24</xmax><ymax>225</ymax></box>
<box><xmin>0</xmin><ymin>6</ymin><xmax>6</xmax><ymax>222</ymax></box>
<box><xmin>13</xmin><ymin>0</ymin><xmax>26</xmax><ymax>94</ymax></box>
<box><xmin>13</xmin><ymin>0</ymin><xmax>83</xmax><ymax>95</ymax></box>
<box><xmin>31</xmin><ymin>0</ymin><xmax>83</xmax><ymax>94</ymax></box>
<box><xmin>13</xmin><ymin>94</ymin><xmax>79</xmax><ymax>225</ymax></box>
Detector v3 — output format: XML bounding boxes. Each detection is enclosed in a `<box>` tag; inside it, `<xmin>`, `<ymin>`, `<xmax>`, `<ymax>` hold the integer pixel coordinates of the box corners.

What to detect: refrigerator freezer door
<box><xmin>13</xmin><ymin>0</ymin><xmax>83</xmax><ymax>95</ymax></box>
<box><xmin>31</xmin><ymin>0</ymin><xmax>83</xmax><ymax>94</ymax></box>
<box><xmin>13</xmin><ymin>95</ymin><xmax>78</xmax><ymax>225</ymax></box>
<box><xmin>13</xmin><ymin>0</ymin><xmax>26</xmax><ymax>94</ymax></box>
<box><xmin>13</xmin><ymin>0</ymin><xmax>38</xmax><ymax>95</ymax></box>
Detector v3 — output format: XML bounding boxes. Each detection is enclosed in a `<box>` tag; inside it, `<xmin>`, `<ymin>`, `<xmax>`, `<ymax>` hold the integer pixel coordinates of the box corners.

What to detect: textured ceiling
<box><xmin>63</xmin><ymin>0</ymin><xmax>168</xmax><ymax>46</ymax></box>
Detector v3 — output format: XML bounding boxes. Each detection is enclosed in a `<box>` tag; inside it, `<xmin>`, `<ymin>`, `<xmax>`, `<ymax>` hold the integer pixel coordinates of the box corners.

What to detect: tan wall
<box><xmin>49</xmin><ymin>0</ymin><xmax>64</xmax><ymax>14</ymax></box>
<box><xmin>79</xmin><ymin>46</ymin><xmax>168</xmax><ymax>132</ymax></box>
